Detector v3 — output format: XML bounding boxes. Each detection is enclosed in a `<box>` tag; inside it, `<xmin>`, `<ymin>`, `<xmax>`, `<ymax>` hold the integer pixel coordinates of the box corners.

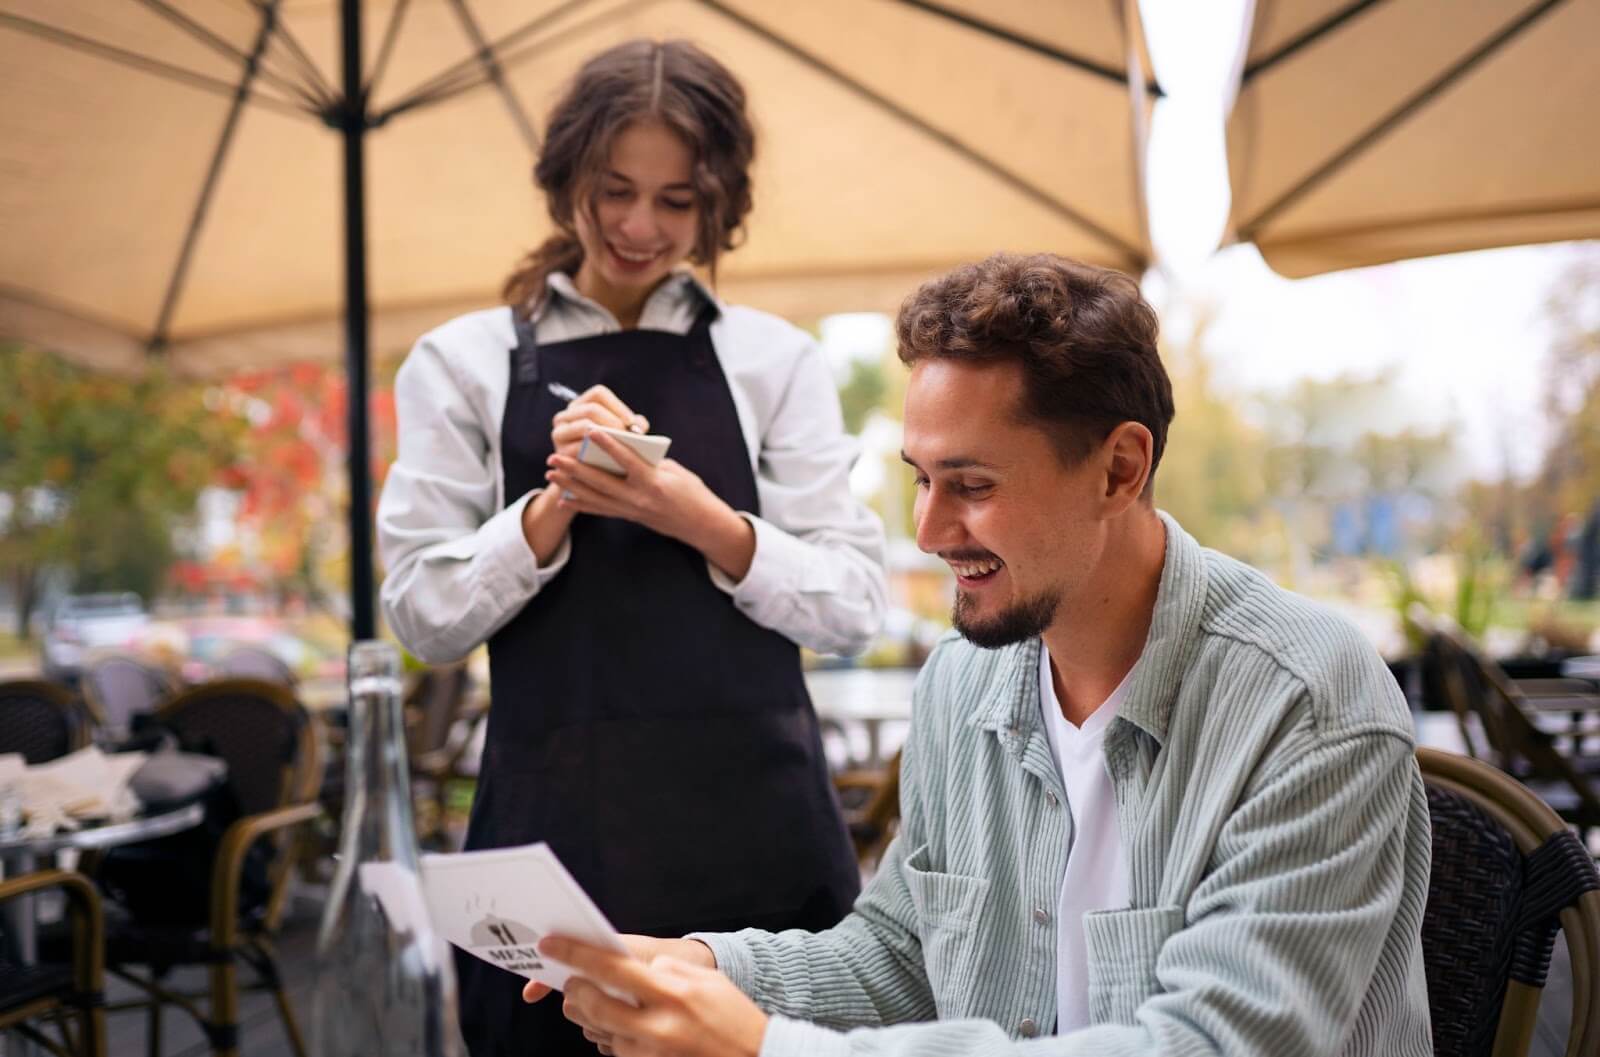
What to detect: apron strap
<box><xmin>511</xmin><ymin>313</ymin><xmax>542</xmax><ymax>386</ymax></box>
<box><xmin>687</xmin><ymin>300</ymin><xmax>719</xmax><ymax>371</ymax></box>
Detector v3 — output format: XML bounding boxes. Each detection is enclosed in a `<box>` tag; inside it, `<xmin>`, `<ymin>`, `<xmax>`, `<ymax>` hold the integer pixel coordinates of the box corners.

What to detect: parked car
<box><xmin>40</xmin><ymin>592</ymin><xmax>150</xmax><ymax>683</ymax></box>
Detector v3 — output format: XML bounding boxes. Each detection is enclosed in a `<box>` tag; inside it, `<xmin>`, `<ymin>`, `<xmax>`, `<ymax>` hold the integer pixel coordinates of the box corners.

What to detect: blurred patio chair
<box><xmin>0</xmin><ymin>869</ymin><xmax>106</xmax><ymax>1057</ymax></box>
<box><xmin>1418</xmin><ymin>747</ymin><xmax>1600</xmax><ymax>1057</ymax></box>
<box><xmin>1412</xmin><ymin>611</ymin><xmax>1600</xmax><ymax>847</ymax></box>
<box><xmin>403</xmin><ymin>662</ymin><xmax>480</xmax><ymax>848</ymax></box>
<box><xmin>0</xmin><ymin>681</ymin><xmax>89</xmax><ymax>764</ymax></box>
<box><xmin>80</xmin><ymin>657</ymin><xmax>173</xmax><ymax>741</ymax></box>
<box><xmin>84</xmin><ymin>678</ymin><xmax>320</xmax><ymax>1057</ymax></box>
<box><xmin>215</xmin><ymin>647</ymin><xmax>296</xmax><ymax>689</ymax></box>
<box><xmin>832</xmin><ymin>748</ymin><xmax>901</xmax><ymax>871</ymax></box>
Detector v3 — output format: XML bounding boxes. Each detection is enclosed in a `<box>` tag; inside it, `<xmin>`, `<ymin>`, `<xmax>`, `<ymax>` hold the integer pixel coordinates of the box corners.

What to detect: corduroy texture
<box><xmin>693</xmin><ymin>513</ymin><xmax>1434</xmax><ymax>1056</ymax></box>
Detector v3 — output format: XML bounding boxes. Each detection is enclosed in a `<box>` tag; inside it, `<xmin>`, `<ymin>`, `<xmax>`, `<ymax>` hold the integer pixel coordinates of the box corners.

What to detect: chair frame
<box><xmin>0</xmin><ymin>869</ymin><xmax>106</xmax><ymax>1057</ymax></box>
<box><xmin>99</xmin><ymin>678</ymin><xmax>321</xmax><ymax>1057</ymax></box>
<box><xmin>1418</xmin><ymin>747</ymin><xmax>1600</xmax><ymax>1057</ymax></box>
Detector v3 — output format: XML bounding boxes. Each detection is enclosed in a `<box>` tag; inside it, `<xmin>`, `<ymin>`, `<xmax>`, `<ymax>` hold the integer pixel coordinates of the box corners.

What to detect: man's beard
<box><xmin>952</xmin><ymin>585</ymin><xmax>1060</xmax><ymax>649</ymax></box>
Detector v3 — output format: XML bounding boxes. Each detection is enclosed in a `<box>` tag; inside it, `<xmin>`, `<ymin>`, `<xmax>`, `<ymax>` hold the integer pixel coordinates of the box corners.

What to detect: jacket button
<box><xmin>1019</xmin><ymin>1018</ymin><xmax>1039</xmax><ymax>1037</ymax></box>
<box><xmin>1044</xmin><ymin>790</ymin><xmax>1058</xmax><ymax>808</ymax></box>
<box><xmin>1032</xmin><ymin>906</ymin><xmax>1050</xmax><ymax>925</ymax></box>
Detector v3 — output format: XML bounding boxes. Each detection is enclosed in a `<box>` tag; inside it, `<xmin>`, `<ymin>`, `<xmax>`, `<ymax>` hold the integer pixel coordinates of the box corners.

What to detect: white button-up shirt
<box><xmin>376</xmin><ymin>271</ymin><xmax>888</xmax><ymax>663</ymax></box>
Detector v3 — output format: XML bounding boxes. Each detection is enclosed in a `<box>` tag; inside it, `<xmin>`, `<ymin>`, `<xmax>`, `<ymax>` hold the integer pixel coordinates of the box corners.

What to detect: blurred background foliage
<box><xmin>2</xmin><ymin>246</ymin><xmax>1597</xmax><ymax>660</ymax></box>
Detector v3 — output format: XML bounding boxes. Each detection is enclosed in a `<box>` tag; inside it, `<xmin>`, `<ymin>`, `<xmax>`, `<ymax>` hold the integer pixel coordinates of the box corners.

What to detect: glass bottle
<box><xmin>312</xmin><ymin>640</ymin><xmax>463</xmax><ymax>1057</ymax></box>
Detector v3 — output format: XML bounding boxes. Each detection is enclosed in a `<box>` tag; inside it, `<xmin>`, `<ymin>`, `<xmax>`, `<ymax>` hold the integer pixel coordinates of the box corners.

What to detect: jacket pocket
<box><xmin>1082</xmin><ymin>904</ymin><xmax>1184</xmax><ymax>1026</ymax></box>
<box><xmin>902</xmin><ymin>843</ymin><xmax>989</xmax><ymax>1018</ymax></box>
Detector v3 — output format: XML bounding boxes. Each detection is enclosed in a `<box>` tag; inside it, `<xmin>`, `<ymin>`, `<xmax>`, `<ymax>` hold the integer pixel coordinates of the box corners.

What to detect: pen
<box><xmin>547</xmin><ymin>381</ymin><xmax>647</xmax><ymax>433</ymax></box>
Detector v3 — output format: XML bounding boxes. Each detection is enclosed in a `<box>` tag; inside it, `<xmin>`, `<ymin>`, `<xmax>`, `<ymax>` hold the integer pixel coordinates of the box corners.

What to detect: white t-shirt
<box><xmin>1038</xmin><ymin>645</ymin><xmax>1133</xmax><ymax>1034</ymax></box>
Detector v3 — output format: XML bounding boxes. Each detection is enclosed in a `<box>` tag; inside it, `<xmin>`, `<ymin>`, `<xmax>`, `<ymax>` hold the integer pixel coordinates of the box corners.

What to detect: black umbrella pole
<box><xmin>341</xmin><ymin>0</ymin><xmax>376</xmax><ymax>640</ymax></box>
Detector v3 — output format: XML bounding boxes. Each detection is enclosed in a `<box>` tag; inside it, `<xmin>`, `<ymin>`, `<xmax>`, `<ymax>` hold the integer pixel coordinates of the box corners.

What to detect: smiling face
<box><xmin>572</xmin><ymin>120</ymin><xmax>700</xmax><ymax>307</ymax></box>
<box><xmin>903</xmin><ymin>358</ymin><xmax>1114</xmax><ymax>649</ymax></box>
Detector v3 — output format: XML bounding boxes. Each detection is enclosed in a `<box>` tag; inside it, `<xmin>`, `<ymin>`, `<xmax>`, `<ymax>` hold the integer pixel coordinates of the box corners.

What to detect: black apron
<box><xmin>456</xmin><ymin>306</ymin><xmax>860</xmax><ymax>1057</ymax></box>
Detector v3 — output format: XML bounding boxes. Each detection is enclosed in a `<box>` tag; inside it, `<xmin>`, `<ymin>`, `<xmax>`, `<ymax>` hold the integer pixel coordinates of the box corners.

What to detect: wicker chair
<box><xmin>403</xmin><ymin>662</ymin><xmax>479</xmax><ymax>847</ymax></box>
<box><xmin>89</xmin><ymin>678</ymin><xmax>321</xmax><ymax>1057</ymax></box>
<box><xmin>80</xmin><ymin>657</ymin><xmax>173</xmax><ymax>740</ymax></box>
<box><xmin>0</xmin><ymin>869</ymin><xmax>106</xmax><ymax>1057</ymax></box>
<box><xmin>833</xmin><ymin>748</ymin><xmax>902</xmax><ymax>870</ymax></box>
<box><xmin>1418</xmin><ymin>747</ymin><xmax>1600</xmax><ymax>1057</ymax></box>
<box><xmin>215</xmin><ymin>647</ymin><xmax>297</xmax><ymax>689</ymax></box>
<box><xmin>1419</xmin><ymin>622</ymin><xmax>1600</xmax><ymax>846</ymax></box>
<box><xmin>0</xmin><ymin>681</ymin><xmax>89</xmax><ymax>763</ymax></box>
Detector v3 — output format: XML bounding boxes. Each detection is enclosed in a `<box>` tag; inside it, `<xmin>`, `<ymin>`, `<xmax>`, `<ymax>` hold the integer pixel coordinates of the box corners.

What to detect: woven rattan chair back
<box><xmin>0</xmin><ymin>680</ymin><xmax>89</xmax><ymax>763</ymax></box>
<box><xmin>155</xmin><ymin>678</ymin><xmax>317</xmax><ymax>819</ymax></box>
<box><xmin>1418</xmin><ymin>748</ymin><xmax>1600</xmax><ymax>1057</ymax></box>
<box><xmin>81</xmin><ymin>656</ymin><xmax>172</xmax><ymax>735</ymax></box>
<box><xmin>215</xmin><ymin>646</ymin><xmax>296</xmax><ymax>688</ymax></box>
<box><xmin>404</xmin><ymin>663</ymin><xmax>471</xmax><ymax>759</ymax></box>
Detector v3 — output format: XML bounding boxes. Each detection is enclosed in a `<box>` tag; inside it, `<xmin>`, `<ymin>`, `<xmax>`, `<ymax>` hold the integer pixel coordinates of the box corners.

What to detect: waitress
<box><xmin>376</xmin><ymin>38</ymin><xmax>886</xmax><ymax>1057</ymax></box>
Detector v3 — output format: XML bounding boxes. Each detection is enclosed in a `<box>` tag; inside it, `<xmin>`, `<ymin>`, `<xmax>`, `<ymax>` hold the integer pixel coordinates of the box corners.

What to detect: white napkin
<box><xmin>7</xmin><ymin>747</ymin><xmax>148</xmax><ymax>836</ymax></box>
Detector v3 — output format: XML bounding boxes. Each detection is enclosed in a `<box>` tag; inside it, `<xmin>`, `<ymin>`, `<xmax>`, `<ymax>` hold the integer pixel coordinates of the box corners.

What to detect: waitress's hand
<box><xmin>550</xmin><ymin>385</ymin><xmax>649</xmax><ymax>458</ymax></box>
<box><xmin>523</xmin><ymin>386</ymin><xmax>648</xmax><ymax>564</ymax></box>
<box><xmin>544</xmin><ymin>431</ymin><xmax>756</xmax><ymax>582</ymax></box>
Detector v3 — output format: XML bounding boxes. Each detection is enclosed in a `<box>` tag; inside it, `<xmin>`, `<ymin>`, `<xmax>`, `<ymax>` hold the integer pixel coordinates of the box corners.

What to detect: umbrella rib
<box><xmin>1238</xmin><ymin>0</ymin><xmax>1570</xmax><ymax>238</ymax></box>
<box><xmin>1241</xmin><ymin>0</ymin><xmax>1384</xmax><ymax>82</ymax></box>
<box><xmin>377</xmin><ymin>0</ymin><xmax>659</xmax><ymax>123</ymax></box>
<box><xmin>690</xmin><ymin>0</ymin><xmax>1143</xmax><ymax>265</ymax></box>
<box><xmin>885</xmin><ymin>0</ymin><xmax>1162</xmax><ymax>97</ymax></box>
<box><xmin>129</xmin><ymin>0</ymin><xmax>332</xmax><ymax>112</ymax></box>
<box><xmin>241</xmin><ymin>0</ymin><xmax>341</xmax><ymax>107</ymax></box>
<box><xmin>374</xmin><ymin>0</ymin><xmax>600</xmax><ymax>121</ymax></box>
<box><xmin>364</xmin><ymin>0</ymin><xmax>412</xmax><ymax>102</ymax></box>
<box><xmin>147</xmin><ymin>0</ymin><xmax>283</xmax><ymax>353</ymax></box>
<box><xmin>0</xmin><ymin>13</ymin><xmax>317</xmax><ymax>121</ymax></box>
<box><xmin>447</xmin><ymin>0</ymin><xmax>540</xmax><ymax>152</ymax></box>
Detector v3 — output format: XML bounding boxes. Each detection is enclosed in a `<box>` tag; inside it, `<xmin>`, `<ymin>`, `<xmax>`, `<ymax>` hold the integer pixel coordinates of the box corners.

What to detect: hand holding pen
<box><xmin>546</xmin><ymin>382</ymin><xmax>649</xmax><ymax>460</ymax></box>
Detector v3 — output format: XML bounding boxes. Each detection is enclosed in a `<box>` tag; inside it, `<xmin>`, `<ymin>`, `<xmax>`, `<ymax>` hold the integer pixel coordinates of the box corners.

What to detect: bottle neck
<box><xmin>341</xmin><ymin>675</ymin><xmax>420</xmax><ymax>870</ymax></box>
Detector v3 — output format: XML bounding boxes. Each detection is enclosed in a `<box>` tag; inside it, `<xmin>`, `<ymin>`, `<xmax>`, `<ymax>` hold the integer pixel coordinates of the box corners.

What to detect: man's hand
<box><xmin>520</xmin><ymin>935</ymin><xmax>713</xmax><ymax>1003</ymax></box>
<box><xmin>521</xmin><ymin>935</ymin><xmax>764</xmax><ymax>1057</ymax></box>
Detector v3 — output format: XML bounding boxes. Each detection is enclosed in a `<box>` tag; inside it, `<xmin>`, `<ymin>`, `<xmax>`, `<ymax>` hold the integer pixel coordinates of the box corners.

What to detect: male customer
<box><xmin>527</xmin><ymin>252</ymin><xmax>1434</xmax><ymax>1057</ymax></box>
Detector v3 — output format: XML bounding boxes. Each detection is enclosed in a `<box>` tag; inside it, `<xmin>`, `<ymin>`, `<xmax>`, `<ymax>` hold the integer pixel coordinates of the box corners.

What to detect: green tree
<box><xmin>0</xmin><ymin>345</ymin><xmax>243</xmax><ymax>635</ymax></box>
<box><xmin>1156</xmin><ymin>309</ymin><xmax>1270</xmax><ymax>556</ymax></box>
<box><xmin>837</xmin><ymin>357</ymin><xmax>888</xmax><ymax>436</ymax></box>
<box><xmin>1537</xmin><ymin>249</ymin><xmax>1600</xmax><ymax>517</ymax></box>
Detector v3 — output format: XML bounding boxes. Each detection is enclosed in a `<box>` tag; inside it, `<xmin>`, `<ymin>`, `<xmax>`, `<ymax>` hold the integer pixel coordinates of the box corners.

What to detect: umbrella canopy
<box><xmin>1</xmin><ymin>0</ymin><xmax>1157</xmax><ymax>376</ymax></box>
<box><xmin>1224</xmin><ymin>0</ymin><xmax>1600</xmax><ymax>278</ymax></box>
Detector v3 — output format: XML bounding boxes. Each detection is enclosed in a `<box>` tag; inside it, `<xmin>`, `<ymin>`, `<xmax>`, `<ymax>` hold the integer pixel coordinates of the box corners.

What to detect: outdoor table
<box><xmin>1561</xmin><ymin>655</ymin><xmax>1600</xmax><ymax>685</ymax></box>
<box><xmin>0</xmin><ymin>801</ymin><xmax>205</xmax><ymax>965</ymax></box>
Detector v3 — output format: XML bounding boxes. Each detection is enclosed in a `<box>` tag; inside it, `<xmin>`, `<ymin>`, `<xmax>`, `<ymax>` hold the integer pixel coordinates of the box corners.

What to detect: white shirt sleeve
<box><xmin>376</xmin><ymin>326</ymin><xmax>570</xmax><ymax>663</ymax></box>
<box><xmin>708</xmin><ymin>335</ymin><xmax>888</xmax><ymax>657</ymax></box>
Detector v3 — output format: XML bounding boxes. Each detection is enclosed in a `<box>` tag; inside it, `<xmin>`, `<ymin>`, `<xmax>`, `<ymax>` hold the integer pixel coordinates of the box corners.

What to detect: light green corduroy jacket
<box><xmin>695</xmin><ymin>513</ymin><xmax>1434</xmax><ymax>1056</ymax></box>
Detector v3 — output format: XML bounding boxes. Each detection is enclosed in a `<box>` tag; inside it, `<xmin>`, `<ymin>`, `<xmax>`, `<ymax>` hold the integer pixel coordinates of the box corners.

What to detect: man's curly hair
<box><xmin>896</xmin><ymin>252</ymin><xmax>1174</xmax><ymax>489</ymax></box>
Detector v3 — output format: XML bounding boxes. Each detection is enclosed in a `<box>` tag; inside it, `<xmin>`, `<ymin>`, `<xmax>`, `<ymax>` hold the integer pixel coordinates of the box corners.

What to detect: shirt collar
<box><xmin>969</xmin><ymin>511</ymin><xmax>1206</xmax><ymax>749</ymax></box>
<box><xmin>534</xmin><ymin>268</ymin><xmax>722</xmax><ymax>329</ymax></box>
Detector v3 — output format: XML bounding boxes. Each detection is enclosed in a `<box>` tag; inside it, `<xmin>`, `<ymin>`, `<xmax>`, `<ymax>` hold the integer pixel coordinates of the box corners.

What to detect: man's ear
<box><xmin>1101</xmin><ymin>421</ymin><xmax>1153</xmax><ymax>515</ymax></box>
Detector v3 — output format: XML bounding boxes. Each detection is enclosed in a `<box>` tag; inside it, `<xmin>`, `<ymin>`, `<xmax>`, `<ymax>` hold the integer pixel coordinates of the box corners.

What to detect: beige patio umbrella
<box><xmin>0</xmin><ymin>0</ymin><xmax>1156</xmax><ymax>376</ymax></box>
<box><xmin>1224</xmin><ymin>0</ymin><xmax>1600</xmax><ymax>278</ymax></box>
<box><xmin>0</xmin><ymin>0</ymin><xmax>1157</xmax><ymax>636</ymax></box>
